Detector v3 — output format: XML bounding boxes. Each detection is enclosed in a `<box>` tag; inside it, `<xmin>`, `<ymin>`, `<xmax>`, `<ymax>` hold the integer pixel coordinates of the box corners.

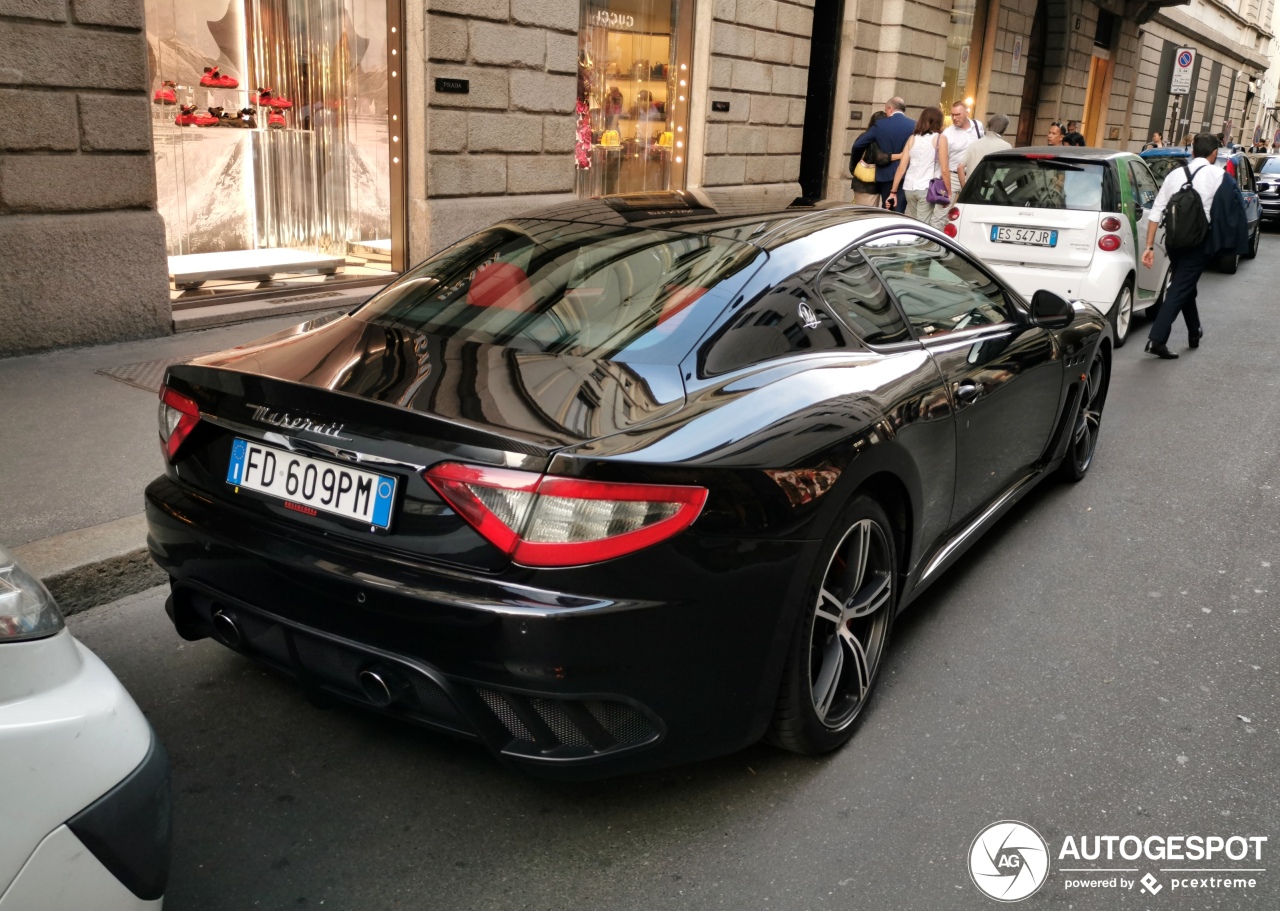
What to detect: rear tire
<box><xmin>767</xmin><ymin>496</ymin><xmax>896</xmax><ymax>755</ymax></box>
<box><xmin>1217</xmin><ymin>253</ymin><xmax>1240</xmax><ymax>274</ymax></box>
<box><xmin>1245</xmin><ymin>225</ymin><xmax>1260</xmax><ymax>259</ymax></box>
<box><xmin>1110</xmin><ymin>282</ymin><xmax>1133</xmax><ymax>348</ymax></box>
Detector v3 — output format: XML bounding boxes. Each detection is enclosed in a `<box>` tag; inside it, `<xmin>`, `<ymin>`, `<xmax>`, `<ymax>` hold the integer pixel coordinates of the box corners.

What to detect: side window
<box><xmin>1128</xmin><ymin>161</ymin><xmax>1158</xmax><ymax>209</ymax></box>
<box><xmin>861</xmin><ymin>234</ymin><xmax>1012</xmax><ymax>339</ymax></box>
<box><xmin>1242</xmin><ymin>158</ymin><xmax>1256</xmax><ymax>193</ymax></box>
<box><xmin>700</xmin><ymin>276</ymin><xmax>846</xmax><ymax>375</ymax></box>
<box><xmin>817</xmin><ymin>249</ymin><xmax>912</xmax><ymax>346</ymax></box>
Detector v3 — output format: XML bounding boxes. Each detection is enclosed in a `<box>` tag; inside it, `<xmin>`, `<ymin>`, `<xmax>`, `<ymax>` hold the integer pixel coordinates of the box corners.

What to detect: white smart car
<box><xmin>0</xmin><ymin>544</ymin><xmax>169</xmax><ymax>910</ymax></box>
<box><xmin>946</xmin><ymin>147</ymin><xmax>1172</xmax><ymax>347</ymax></box>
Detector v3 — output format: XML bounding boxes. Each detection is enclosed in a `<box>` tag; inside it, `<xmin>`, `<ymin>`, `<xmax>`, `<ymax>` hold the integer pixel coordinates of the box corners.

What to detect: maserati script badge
<box><xmin>248</xmin><ymin>404</ymin><xmax>348</xmax><ymax>440</ymax></box>
<box><xmin>798</xmin><ymin>301</ymin><xmax>822</xmax><ymax>330</ymax></box>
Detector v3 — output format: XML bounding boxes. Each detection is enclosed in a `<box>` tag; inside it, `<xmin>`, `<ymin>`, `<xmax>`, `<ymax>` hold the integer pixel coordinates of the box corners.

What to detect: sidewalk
<box><xmin>2</xmin><ymin>286</ymin><xmax>379</xmax><ymax>612</ymax></box>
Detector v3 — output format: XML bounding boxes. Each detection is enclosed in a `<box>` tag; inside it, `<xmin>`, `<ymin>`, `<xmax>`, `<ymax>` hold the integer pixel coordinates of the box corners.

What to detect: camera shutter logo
<box><xmin>969</xmin><ymin>821</ymin><xmax>1050</xmax><ymax>902</ymax></box>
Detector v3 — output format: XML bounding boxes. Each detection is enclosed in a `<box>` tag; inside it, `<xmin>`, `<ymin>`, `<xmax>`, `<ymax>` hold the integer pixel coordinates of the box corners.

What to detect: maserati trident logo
<box><xmin>969</xmin><ymin>820</ymin><xmax>1050</xmax><ymax>902</ymax></box>
<box><xmin>248</xmin><ymin>404</ymin><xmax>348</xmax><ymax>439</ymax></box>
<box><xmin>797</xmin><ymin>300</ymin><xmax>822</xmax><ymax>329</ymax></box>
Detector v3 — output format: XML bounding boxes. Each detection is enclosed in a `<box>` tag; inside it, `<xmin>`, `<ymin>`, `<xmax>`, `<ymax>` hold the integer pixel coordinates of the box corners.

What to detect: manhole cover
<box><xmin>97</xmin><ymin>354</ymin><xmax>212</xmax><ymax>394</ymax></box>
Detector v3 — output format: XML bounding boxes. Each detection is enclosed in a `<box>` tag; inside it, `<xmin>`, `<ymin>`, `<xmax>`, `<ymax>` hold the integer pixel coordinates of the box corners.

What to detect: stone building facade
<box><xmin>0</xmin><ymin>0</ymin><xmax>170</xmax><ymax>357</ymax></box>
<box><xmin>1</xmin><ymin>0</ymin><xmax>1277</xmax><ymax>356</ymax></box>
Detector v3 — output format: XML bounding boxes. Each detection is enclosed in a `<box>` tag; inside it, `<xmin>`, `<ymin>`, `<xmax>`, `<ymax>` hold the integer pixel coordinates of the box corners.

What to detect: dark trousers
<box><xmin>1149</xmin><ymin>245</ymin><xmax>1207</xmax><ymax>345</ymax></box>
<box><xmin>877</xmin><ymin>179</ymin><xmax>907</xmax><ymax>213</ymax></box>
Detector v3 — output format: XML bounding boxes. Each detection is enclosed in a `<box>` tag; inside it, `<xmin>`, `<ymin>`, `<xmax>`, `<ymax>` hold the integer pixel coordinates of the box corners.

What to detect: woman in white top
<box><xmin>887</xmin><ymin>106</ymin><xmax>950</xmax><ymax>229</ymax></box>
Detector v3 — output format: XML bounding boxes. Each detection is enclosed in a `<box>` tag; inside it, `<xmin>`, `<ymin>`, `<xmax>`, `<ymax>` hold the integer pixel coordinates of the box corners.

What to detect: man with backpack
<box><xmin>1140</xmin><ymin>133</ymin><xmax>1226</xmax><ymax>359</ymax></box>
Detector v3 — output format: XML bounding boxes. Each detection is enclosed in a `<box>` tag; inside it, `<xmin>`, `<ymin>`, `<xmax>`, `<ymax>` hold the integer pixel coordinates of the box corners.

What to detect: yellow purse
<box><xmin>854</xmin><ymin>158</ymin><xmax>877</xmax><ymax>182</ymax></box>
<box><xmin>601</xmin><ymin>130</ymin><xmax>620</xmax><ymax>147</ymax></box>
<box><xmin>657</xmin><ymin>131</ymin><xmax>674</xmax><ymax>148</ymax></box>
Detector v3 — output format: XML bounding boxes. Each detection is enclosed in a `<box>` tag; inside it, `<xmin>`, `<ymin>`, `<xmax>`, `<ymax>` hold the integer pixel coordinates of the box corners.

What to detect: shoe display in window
<box><xmin>253</xmin><ymin>88</ymin><xmax>294</xmax><ymax>110</ymax></box>
<box><xmin>267</xmin><ymin>110</ymin><xmax>286</xmax><ymax>129</ymax></box>
<box><xmin>175</xmin><ymin>105</ymin><xmax>218</xmax><ymax>126</ymax></box>
<box><xmin>199</xmin><ymin>66</ymin><xmax>239</xmax><ymax>89</ymax></box>
<box><xmin>153</xmin><ymin>80</ymin><xmax>177</xmax><ymax>105</ymax></box>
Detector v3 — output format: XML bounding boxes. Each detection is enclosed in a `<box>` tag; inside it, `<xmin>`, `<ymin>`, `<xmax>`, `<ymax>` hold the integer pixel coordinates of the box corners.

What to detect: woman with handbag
<box><xmin>886</xmin><ymin>106</ymin><xmax>950</xmax><ymax>228</ymax></box>
<box><xmin>852</xmin><ymin>110</ymin><xmax>886</xmax><ymax>207</ymax></box>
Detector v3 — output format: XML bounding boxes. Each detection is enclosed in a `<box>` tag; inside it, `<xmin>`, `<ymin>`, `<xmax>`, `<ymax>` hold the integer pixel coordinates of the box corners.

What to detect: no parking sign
<box><xmin>1170</xmin><ymin>47</ymin><xmax>1196</xmax><ymax>94</ymax></box>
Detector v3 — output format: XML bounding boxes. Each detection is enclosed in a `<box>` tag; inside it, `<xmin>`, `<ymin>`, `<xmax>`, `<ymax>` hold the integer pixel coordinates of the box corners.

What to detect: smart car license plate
<box><xmin>226</xmin><ymin>438</ymin><xmax>396</xmax><ymax>530</ymax></box>
<box><xmin>992</xmin><ymin>226</ymin><xmax>1058</xmax><ymax>246</ymax></box>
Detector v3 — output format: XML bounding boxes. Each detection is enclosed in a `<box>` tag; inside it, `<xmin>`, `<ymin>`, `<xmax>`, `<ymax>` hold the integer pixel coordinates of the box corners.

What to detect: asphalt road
<box><xmin>71</xmin><ymin>245</ymin><xmax>1279</xmax><ymax>911</ymax></box>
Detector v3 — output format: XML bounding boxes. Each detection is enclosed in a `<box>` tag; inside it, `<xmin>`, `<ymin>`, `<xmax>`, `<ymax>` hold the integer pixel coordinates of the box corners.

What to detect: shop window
<box><xmin>576</xmin><ymin>0</ymin><xmax>694</xmax><ymax>197</ymax></box>
<box><xmin>145</xmin><ymin>0</ymin><xmax>402</xmax><ymax>298</ymax></box>
<box><xmin>940</xmin><ymin>0</ymin><xmax>984</xmax><ymax>118</ymax></box>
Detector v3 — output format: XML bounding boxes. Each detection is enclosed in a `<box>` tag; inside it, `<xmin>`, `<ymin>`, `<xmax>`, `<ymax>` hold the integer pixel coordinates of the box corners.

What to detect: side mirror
<box><xmin>1030</xmin><ymin>289</ymin><xmax>1074</xmax><ymax>330</ymax></box>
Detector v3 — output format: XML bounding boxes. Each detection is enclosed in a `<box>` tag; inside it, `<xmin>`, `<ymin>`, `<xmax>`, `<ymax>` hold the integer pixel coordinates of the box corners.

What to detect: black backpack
<box><xmin>1164</xmin><ymin>162</ymin><xmax>1210</xmax><ymax>252</ymax></box>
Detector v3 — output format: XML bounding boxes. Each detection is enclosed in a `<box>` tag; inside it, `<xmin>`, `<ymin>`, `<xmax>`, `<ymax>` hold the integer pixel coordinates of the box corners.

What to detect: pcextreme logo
<box><xmin>968</xmin><ymin>821</ymin><xmax>1268</xmax><ymax>902</ymax></box>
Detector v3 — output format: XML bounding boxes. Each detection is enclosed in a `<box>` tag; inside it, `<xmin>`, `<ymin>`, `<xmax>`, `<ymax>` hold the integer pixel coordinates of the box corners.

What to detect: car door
<box><xmin>1126</xmin><ymin>158</ymin><xmax>1169</xmax><ymax>295</ymax></box>
<box><xmin>1237</xmin><ymin>156</ymin><xmax>1261</xmax><ymax>231</ymax></box>
<box><xmin>859</xmin><ymin>231</ymin><xmax>1063</xmax><ymax>528</ymax></box>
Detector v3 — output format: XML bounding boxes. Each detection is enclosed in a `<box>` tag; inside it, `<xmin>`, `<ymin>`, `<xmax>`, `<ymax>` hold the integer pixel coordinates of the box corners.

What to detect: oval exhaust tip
<box><xmin>211</xmin><ymin>609</ymin><xmax>242</xmax><ymax>649</ymax></box>
<box><xmin>358</xmin><ymin>668</ymin><xmax>396</xmax><ymax>707</ymax></box>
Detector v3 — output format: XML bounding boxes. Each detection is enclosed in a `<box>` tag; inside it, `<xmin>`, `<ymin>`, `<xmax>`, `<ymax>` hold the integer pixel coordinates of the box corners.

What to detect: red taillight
<box><xmin>424</xmin><ymin>463</ymin><xmax>708</xmax><ymax>567</ymax></box>
<box><xmin>1225</xmin><ymin>159</ymin><xmax>1236</xmax><ymax>178</ymax></box>
<box><xmin>1098</xmin><ymin>234</ymin><xmax>1122</xmax><ymax>252</ymax></box>
<box><xmin>1100</xmin><ymin>216</ymin><xmax>1122</xmax><ymax>232</ymax></box>
<box><xmin>944</xmin><ymin>223</ymin><xmax>958</xmax><ymax>237</ymax></box>
<box><xmin>158</xmin><ymin>385</ymin><xmax>200</xmax><ymax>461</ymax></box>
<box><xmin>947</xmin><ymin>207</ymin><xmax>961</xmax><ymax>221</ymax></box>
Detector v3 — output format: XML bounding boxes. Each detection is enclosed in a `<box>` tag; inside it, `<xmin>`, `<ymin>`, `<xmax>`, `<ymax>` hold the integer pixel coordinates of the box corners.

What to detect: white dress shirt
<box><xmin>1149</xmin><ymin>158</ymin><xmax>1224</xmax><ymax>225</ymax></box>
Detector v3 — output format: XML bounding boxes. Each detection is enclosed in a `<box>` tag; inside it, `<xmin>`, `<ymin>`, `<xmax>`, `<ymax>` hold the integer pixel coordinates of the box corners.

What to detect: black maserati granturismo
<box><xmin>146</xmin><ymin>193</ymin><xmax>1111</xmax><ymax>778</ymax></box>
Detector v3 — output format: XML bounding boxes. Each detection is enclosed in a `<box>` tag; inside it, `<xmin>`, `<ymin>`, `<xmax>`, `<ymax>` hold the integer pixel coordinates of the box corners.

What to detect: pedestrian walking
<box><xmin>958</xmin><ymin>112</ymin><xmax>1011</xmax><ymax>186</ymax></box>
<box><xmin>887</xmin><ymin>105</ymin><xmax>950</xmax><ymax>228</ymax></box>
<box><xmin>1143</xmin><ymin>131</ymin><xmax>1163</xmax><ymax>150</ymax></box>
<box><xmin>1047</xmin><ymin>123</ymin><xmax>1065</xmax><ymax>146</ymax></box>
<box><xmin>1141</xmin><ymin>132</ymin><xmax>1246</xmax><ymax>359</ymax></box>
<box><xmin>851</xmin><ymin>110</ymin><xmax>887</xmax><ymax>207</ymax></box>
<box><xmin>942</xmin><ymin>101</ymin><xmax>983</xmax><ymax>197</ymax></box>
<box><xmin>1064</xmin><ymin>120</ymin><xmax>1086</xmax><ymax>146</ymax></box>
<box><xmin>850</xmin><ymin>97</ymin><xmax>916</xmax><ymax>211</ymax></box>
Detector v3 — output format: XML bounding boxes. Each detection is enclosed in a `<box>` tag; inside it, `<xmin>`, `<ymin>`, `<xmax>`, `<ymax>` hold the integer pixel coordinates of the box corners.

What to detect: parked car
<box><xmin>948</xmin><ymin>147</ymin><xmax>1169</xmax><ymax>345</ymax></box>
<box><xmin>146</xmin><ymin>195</ymin><xmax>1110</xmax><ymax>779</ymax></box>
<box><xmin>1140</xmin><ymin>146</ymin><xmax>1261</xmax><ymax>272</ymax></box>
<box><xmin>1253</xmin><ymin>155</ymin><xmax>1280</xmax><ymax>223</ymax></box>
<box><xmin>0</xmin><ymin>544</ymin><xmax>170</xmax><ymax>908</ymax></box>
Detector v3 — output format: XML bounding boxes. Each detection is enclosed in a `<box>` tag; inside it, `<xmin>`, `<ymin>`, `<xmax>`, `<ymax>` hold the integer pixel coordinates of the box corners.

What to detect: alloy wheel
<box><xmin>1071</xmin><ymin>353</ymin><xmax>1106</xmax><ymax>473</ymax></box>
<box><xmin>808</xmin><ymin>518</ymin><xmax>892</xmax><ymax>730</ymax></box>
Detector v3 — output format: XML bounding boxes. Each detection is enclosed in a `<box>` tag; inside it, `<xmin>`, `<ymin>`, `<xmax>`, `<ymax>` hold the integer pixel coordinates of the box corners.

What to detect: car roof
<box><xmin>515</xmin><ymin>192</ymin><xmax>910</xmax><ymax>250</ymax></box>
<box><xmin>991</xmin><ymin>146</ymin><xmax>1130</xmax><ymax>161</ymax></box>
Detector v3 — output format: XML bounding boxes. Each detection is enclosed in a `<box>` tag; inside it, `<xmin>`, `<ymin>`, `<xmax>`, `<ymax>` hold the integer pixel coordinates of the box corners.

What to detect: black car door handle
<box><xmin>956</xmin><ymin>381</ymin><xmax>984</xmax><ymax>403</ymax></box>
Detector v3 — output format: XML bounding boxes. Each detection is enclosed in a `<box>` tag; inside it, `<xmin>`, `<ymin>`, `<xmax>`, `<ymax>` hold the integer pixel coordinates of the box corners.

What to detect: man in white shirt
<box><xmin>1140</xmin><ymin>133</ymin><xmax>1225</xmax><ymax>358</ymax></box>
<box><xmin>958</xmin><ymin>113</ymin><xmax>1011</xmax><ymax>186</ymax></box>
<box><xmin>942</xmin><ymin>101</ymin><xmax>984</xmax><ymax>199</ymax></box>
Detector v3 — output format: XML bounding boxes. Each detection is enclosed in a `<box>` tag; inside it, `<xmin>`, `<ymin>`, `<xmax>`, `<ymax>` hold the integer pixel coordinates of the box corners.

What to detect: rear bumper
<box><xmin>145</xmin><ymin>476</ymin><xmax>814</xmax><ymax>778</ymax></box>
<box><xmin>985</xmin><ymin>260</ymin><xmax>1125</xmax><ymax>313</ymax></box>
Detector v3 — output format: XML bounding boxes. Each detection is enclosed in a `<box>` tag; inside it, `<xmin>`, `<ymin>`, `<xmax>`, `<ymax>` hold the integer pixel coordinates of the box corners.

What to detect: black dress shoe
<box><xmin>1189</xmin><ymin>327</ymin><xmax>1203</xmax><ymax>349</ymax></box>
<box><xmin>1145</xmin><ymin>340</ymin><xmax>1179</xmax><ymax>359</ymax></box>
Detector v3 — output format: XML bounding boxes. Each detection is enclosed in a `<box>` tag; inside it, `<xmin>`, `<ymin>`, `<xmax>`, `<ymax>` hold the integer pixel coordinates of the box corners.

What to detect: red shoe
<box><xmin>199</xmin><ymin>66</ymin><xmax>239</xmax><ymax>89</ymax></box>
<box><xmin>252</xmin><ymin>87</ymin><xmax>273</xmax><ymax>106</ymax></box>
<box><xmin>267</xmin><ymin>94</ymin><xmax>293</xmax><ymax>110</ymax></box>
<box><xmin>174</xmin><ymin>104</ymin><xmax>198</xmax><ymax>125</ymax></box>
<box><xmin>153</xmin><ymin>80</ymin><xmax>177</xmax><ymax>105</ymax></box>
<box><xmin>267</xmin><ymin>110</ymin><xmax>286</xmax><ymax>129</ymax></box>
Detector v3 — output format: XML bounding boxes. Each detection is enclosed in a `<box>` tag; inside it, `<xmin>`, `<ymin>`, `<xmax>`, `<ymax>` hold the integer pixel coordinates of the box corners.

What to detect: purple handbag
<box><xmin>926</xmin><ymin>176</ymin><xmax>951</xmax><ymax>206</ymax></box>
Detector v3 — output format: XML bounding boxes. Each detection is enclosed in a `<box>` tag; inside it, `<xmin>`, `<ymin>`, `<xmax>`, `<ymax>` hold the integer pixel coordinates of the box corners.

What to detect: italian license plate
<box><xmin>991</xmin><ymin>226</ymin><xmax>1058</xmax><ymax>246</ymax></box>
<box><xmin>226</xmin><ymin>438</ymin><xmax>397</xmax><ymax>530</ymax></box>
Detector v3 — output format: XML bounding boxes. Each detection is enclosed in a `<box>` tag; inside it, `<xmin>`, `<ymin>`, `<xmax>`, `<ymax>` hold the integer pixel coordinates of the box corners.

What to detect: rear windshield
<box><xmin>959</xmin><ymin>158</ymin><xmax>1110</xmax><ymax>211</ymax></box>
<box><xmin>356</xmin><ymin>220</ymin><xmax>762</xmax><ymax>364</ymax></box>
<box><xmin>1259</xmin><ymin>157</ymin><xmax>1280</xmax><ymax>175</ymax></box>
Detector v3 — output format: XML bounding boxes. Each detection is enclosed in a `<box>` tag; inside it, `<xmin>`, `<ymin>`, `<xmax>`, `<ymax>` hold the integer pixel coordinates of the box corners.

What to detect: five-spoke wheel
<box><xmin>769</xmin><ymin>497</ymin><xmax>895</xmax><ymax>753</ymax></box>
<box><xmin>1059</xmin><ymin>349</ymin><xmax>1107</xmax><ymax>482</ymax></box>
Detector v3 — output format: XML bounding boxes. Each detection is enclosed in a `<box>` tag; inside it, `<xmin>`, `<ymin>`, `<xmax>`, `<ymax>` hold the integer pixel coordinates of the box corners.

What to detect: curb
<box><xmin>14</xmin><ymin>514</ymin><xmax>165</xmax><ymax>616</ymax></box>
